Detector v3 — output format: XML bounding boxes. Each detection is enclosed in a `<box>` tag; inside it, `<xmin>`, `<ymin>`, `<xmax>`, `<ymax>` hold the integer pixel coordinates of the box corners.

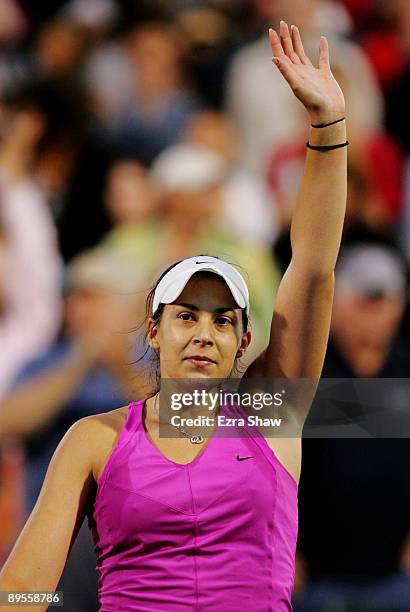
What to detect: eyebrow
<box><xmin>175</xmin><ymin>302</ymin><xmax>237</xmax><ymax>314</ymax></box>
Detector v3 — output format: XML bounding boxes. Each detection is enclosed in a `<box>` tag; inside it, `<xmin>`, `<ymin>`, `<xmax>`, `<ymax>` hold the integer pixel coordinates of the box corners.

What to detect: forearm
<box><xmin>0</xmin><ymin>349</ymin><xmax>92</xmax><ymax>438</ymax></box>
<box><xmin>0</xmin><ymin>576</ymin><xmax>50</xmax><ymax>612</ymax></box>
<box><xmin>0</xmin><ymin>421</ymin><xmax>96</xmax><ymax>611</ymax></box>
<box><xmin>290</xmin><ymin>118</ymin><xmax>347</xmax><ymax>276</ymax></box>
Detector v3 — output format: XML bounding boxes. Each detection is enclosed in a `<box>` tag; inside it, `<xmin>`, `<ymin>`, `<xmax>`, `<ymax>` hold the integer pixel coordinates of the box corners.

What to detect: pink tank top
<box><xmin>87</xmin><ymin>398</ymin><xmax>298</xmax><ymax>611</ymax></box>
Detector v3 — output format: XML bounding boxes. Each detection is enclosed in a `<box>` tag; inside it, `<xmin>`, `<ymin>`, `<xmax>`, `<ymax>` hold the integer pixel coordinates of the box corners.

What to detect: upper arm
<box><xmin>245</xmin><ymin>260</ymin><xmax>335</xmax><ymax>379</ymax></box>
<box><xmin>0</xmin><ymin>418</ymin><xmax>99</xmax><ymax>598</ymax></box>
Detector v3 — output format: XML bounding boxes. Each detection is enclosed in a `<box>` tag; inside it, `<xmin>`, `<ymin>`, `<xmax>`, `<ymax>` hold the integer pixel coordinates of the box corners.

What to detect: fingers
<box><xmin>279</xmin><ymin>21</ymin><xmax>301</xmax><ymax>64</ymax></box>
<box><xmin>269</xmin><ymin>21</ymin><xmax>312</xmax><ymax>67</ymax></box>
<box><xmin>269</xmin><ymin>21</ymin><xmax>331</xmax><ymax>83</ymax></box>
<box><xmin>291</xmin><ymin>25</ymin><xmax>313</xmax><ymax>66</ymax></box>
<box><xmin>269</xmin><ymin>22</ymin><xmax>301</xmax><ymax>89</ymax></box>
<box><xmin>319</xmin><ymin>35</ymin><xmax>331</xmax><ymax>72</ymax></box>
<box><xmin>268</xmin><ymin>27</ymin><xmax>290</xmax><ymax>65</ymax></box>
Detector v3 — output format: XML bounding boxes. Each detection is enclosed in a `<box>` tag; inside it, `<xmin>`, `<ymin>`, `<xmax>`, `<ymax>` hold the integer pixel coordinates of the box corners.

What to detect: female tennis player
<box><xmin>0</xmin><ymin>22</ymin><xmax>347</xmax><ymax>611</ymax></box>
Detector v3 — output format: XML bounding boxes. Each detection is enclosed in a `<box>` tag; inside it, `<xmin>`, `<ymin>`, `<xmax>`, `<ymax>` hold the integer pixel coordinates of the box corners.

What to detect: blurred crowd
<box><xmin>0</xmin><ymin>1</ymin><xmax>409</xmax><ymax>610</ymax></box>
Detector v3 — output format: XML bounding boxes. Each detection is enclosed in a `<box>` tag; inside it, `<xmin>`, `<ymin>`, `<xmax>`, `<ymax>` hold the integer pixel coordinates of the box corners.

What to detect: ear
<box><xmin>147</xmin><ymin>317</ymin><xmax>160</xmax><ymax>351</ymax></box>
<box><xmin>236</xmin><ymin>330</ymin><xmax>251</xmax><ymax>358</ymax></box>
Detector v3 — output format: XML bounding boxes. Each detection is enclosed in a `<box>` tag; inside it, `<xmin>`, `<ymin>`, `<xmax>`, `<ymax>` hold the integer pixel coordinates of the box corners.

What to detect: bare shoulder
<box><xmin>81</xmin><ymin>405</ymin><xmax>129</xmax><ymax>432</ymax></box>
<box><xmin>66</xmin><ymin>406</ymin><xmax>131</xmax><ymax>484</ymax></box>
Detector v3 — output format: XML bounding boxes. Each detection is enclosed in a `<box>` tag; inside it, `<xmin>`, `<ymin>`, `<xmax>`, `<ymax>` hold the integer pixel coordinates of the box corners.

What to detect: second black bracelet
<box><xmin>306</xmin><ymin>141</ymin><xmax>349</xmax><ymax>151</ymax></box>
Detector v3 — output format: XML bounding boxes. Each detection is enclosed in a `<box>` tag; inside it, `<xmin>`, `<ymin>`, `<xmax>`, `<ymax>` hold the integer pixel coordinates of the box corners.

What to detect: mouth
<box><xmin>184</xmin><ymin>356</ymin><xmax>216</xmax><ymax>367</ymax></box>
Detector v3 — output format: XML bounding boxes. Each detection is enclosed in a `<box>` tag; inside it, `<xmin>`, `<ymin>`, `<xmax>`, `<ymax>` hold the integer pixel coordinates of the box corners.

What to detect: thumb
<box><xmin>318</xmin><ymin>36</ymin><xmax>330</xmax><ymax>72</ymax></box>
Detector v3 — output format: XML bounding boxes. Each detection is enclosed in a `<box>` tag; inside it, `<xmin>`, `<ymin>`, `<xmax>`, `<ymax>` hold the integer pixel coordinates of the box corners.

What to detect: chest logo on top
<box><xmin>236</xmin><ymin>455</ymin><xmax>254</xmax><ymax>461</ymax></box>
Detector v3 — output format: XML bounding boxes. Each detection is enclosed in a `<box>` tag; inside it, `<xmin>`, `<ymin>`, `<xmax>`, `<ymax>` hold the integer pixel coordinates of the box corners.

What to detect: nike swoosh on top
<box><xmin>236</xmin><ymin>455</ymin><xmax>254</xmax><ymax>461</ymax></box>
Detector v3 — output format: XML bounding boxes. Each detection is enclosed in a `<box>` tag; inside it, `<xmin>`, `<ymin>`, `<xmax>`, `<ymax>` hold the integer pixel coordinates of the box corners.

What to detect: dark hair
<box><xmin>134</xmin><ymin>254</ymin><xmax>250</xmax><ymax>394</ymax></box>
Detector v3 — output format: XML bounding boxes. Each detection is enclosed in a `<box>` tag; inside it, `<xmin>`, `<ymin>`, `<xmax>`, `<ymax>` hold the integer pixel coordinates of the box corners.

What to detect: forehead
<box><xmin>172</xmin><ymin>274</ymin><xmax>238</xmax><ymax>310</ymax></box>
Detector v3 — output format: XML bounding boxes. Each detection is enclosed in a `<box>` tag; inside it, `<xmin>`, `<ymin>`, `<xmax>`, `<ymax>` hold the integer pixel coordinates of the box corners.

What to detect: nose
<box><xmin>193</xmin><ymin>316</ymin><xmax>214</xmax><ymax>346</ymax></box>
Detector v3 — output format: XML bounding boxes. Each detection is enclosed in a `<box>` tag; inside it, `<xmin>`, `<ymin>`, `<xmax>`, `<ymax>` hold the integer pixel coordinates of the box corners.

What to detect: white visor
<box><xmin>152</xmin><ymin>256</ymin><xmax>250</xmax><ymax>315</ymax></box>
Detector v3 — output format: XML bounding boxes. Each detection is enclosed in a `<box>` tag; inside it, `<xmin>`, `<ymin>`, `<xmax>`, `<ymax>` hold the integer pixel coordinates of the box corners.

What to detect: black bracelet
<box><xmin>311</xmin><ymin>117</ymin><xmax>345</xmax><ymax>128</ymax></box>
<box><xmin>306</xmin><ymin>141</ymin><xmax>349</xmax><ymax>151</ymax></box>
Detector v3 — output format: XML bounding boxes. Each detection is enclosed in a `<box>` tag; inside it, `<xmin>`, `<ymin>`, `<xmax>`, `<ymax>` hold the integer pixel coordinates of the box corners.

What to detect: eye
<box><xmin>178</xmin><ymin>312</ymin><xmax>195</xmax><ymax>321</ymax></box>
<box><xmin>215</xmin><ymin>316</ymin><xmax>233</xmax><ymax>326</ymax></box>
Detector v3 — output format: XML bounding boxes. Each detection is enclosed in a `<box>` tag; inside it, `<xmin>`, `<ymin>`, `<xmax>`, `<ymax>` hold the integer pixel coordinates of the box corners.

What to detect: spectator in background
<box><xmin>0</xmin><ymin>0</ymin><xmax>28</xmax><ymax>94</ymax></box>
<box><xmin>26</xmin><ymin>18</ymin><xmax>89</xmax><ymax>129</ymax></box>
<box><xmin>384</xmin><ymin>1</ymin><xmax>410</xmax><ymax>154</ymax></box>
<box><xmin>56</xmin><ymin>0</ymin><xmax>126</xmax><ymax>130</ymax></box>
<box><xmin>74</xmin><ymin>0</ymin><xmax>137</xmax><ymax>137</ymax></box>
<box><xmin>171</xmin><ymin>2</ymin><xmax>238</xmax><ymax>108</ymax></box>
<box><xmin>0</xmin><ymin>89</ymin><xmax>62</xmax><ymax>400</ymax></box>
<box><xmin>30</xmin><ymin>18</ymin><xmax>86</xmax><ymax>87</ymax></box>
<box><xmin>272</xmin><ymin>153</ymin><xmax>404</xmax><ymax>277</ymax></box>
<box><xmin>0</xmin><ymin>85</ymin><xmax>62</xmax><ymax>584</ymax></box>
<box><xmin>357</xmin><ymin>0</ymin><xmax>410</xmax><ymax>265</ymax></box>
<box><xmin>294</xmin><ymin>241</ymin><xmax>410</xmax><ymax>611</ymax></box>
<box><xmin>0</xmin><ymin>0</ymin><xmax>27</xmax><ymax>46</ymax></box>
<box><xmin>102</xmin><ymin>158</ymin><xmax>161</xmax><ymax>278</ymax></box>
<box><xmin>84</xmin><ymin>33</ymin><xmax>134</xmax><ymax>133</ymax></box>
<box><xmin>360</xmin><ymin>0</ymin><xmax>410</xmax><ymax>94</ymax></box>
<box><xmin>104</xmin><ymin>159</ymin><xmax>158</xmax><ymax>228</ymax></box>
<box><xmin>34</xmin><ymin>126</ymin><xmax>82</xmax><ymax>223</ymax></box>
<box><xmin>20</xmin><ymin>17</ymin><xmax>106</xmax><ymax>263</ymax></box>
<box><xmin>323</xmin><ymin>242</ymin><xmax>409</xmax><ymax>377</ymax></box>
<box><xmin>381</xmin><ymin>2</ymin><xmax>410</xmax><ymax>263</ymax></box>
<box><xmin>0</xmin><ymin>247</ymin><xmax>151</xmax><ymax>612</ymax></box>
<box><xmin>60</xmin><ymin>0</ymin><xmax>120</xmax><ymax>36</ymax></box>
<box><xmin>268</xmin><ymin>125</ymin><xmax>404</xmax><ymax>240</ymax></box>
<box><xmin>338</xmin><ymin>0</ymin><xmax>377</xmax><ymax>33</ymax></box>
<box><xmin>225</xmin><ymin>0</ymin><xmax>383</xmax><ymax>175</ymax></box>
<box><xmin>184</xmin><ymin>109</ymin><xmax>279</xmax><ymax>244</ymax></box>
<box><xmin>53</xmin><ymin>124</ymin><xmax>113</xmax><ymax>263</ymax></box>
<box><xmin>102</xmin><ymin>143</ymin><xmax>280</xmax><ymax>363</ymax></box>
<box><xmin>111</xmin><ymin>22</ymin><xmax>200</xmax><ymax>165</ymax></box>
<box><xmin>0</xmin><ymin>247</ymin><xmax>151</xmax><ymax>506</ymax></box>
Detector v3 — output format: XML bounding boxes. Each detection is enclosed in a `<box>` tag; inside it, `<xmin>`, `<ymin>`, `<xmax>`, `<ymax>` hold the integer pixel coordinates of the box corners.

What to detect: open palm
<box><xmin>269</xmin><ymin>21</ymin><xmax>345</xmax><ymax>125</ymax></box>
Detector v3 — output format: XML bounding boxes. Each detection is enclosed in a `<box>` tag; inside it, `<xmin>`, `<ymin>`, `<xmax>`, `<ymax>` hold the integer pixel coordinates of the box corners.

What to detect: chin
<box><xmin>185</xmin><ymin>368</ymin><xmax>217</xmax><ymax>379</ymax></box>
<box><xmin>185</xmin><ymin>368</ymin><xmax>233</xmax><ymax>382</ymax></box>
<box><xmin>178</xmin><ymin>363</ymin><xmax>218</xmax><ymax>382</ymax></box>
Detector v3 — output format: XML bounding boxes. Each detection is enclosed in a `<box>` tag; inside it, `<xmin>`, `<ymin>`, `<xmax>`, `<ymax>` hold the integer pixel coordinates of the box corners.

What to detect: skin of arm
<box><xmin>0</xmin><ymin>417</ymin><xmax>102</xmax><ymax>611</ymax></box>
<box><xmin>246</xmin><ymin>22</ymin><xmax>347</xmax><ymax>384</ymax></box>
